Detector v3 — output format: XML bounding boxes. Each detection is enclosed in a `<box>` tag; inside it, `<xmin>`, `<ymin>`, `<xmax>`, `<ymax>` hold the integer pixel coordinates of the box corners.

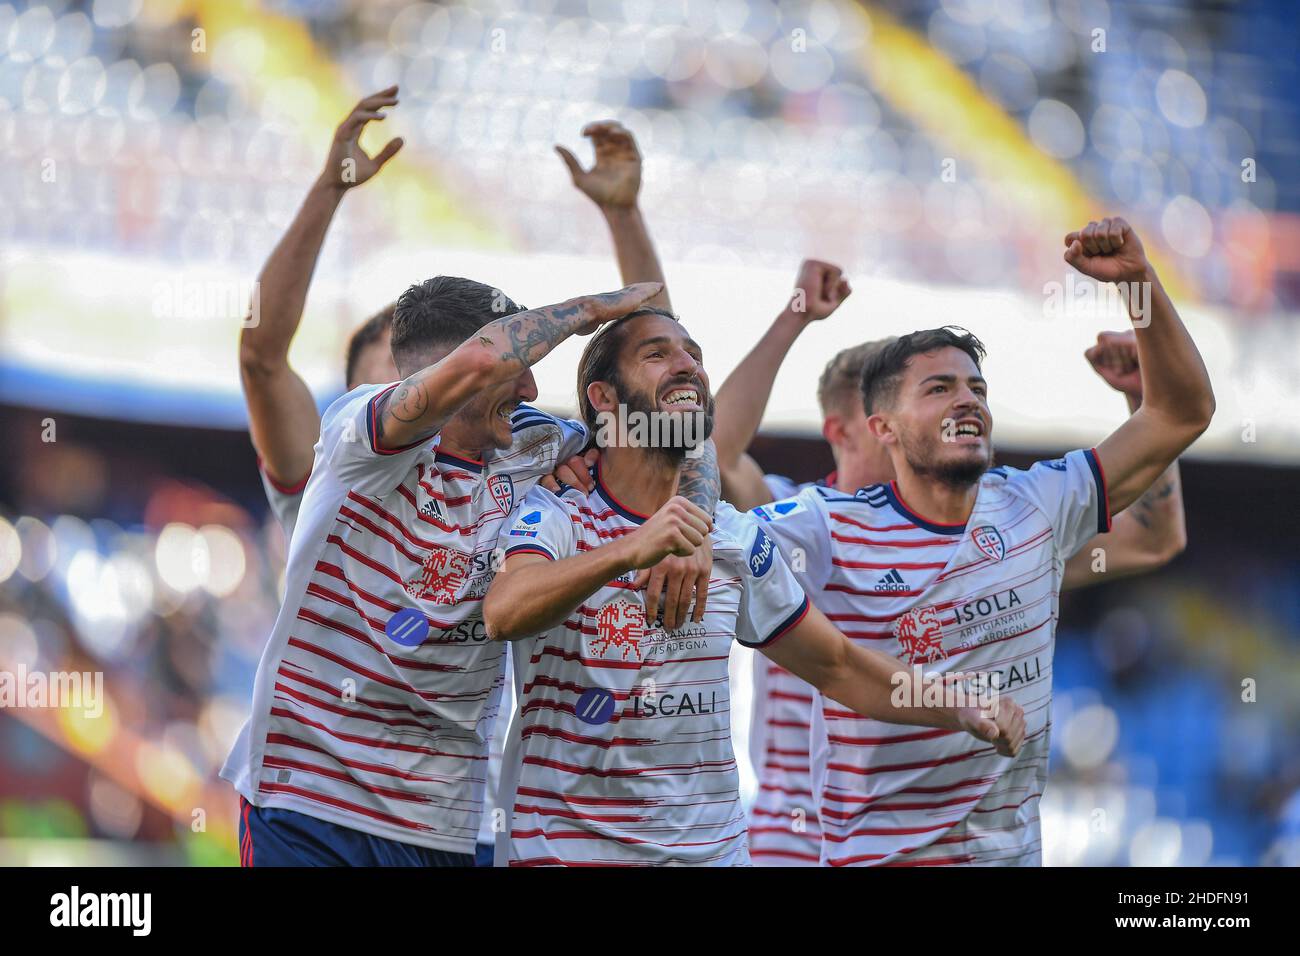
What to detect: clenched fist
<box><xmin>957</xmin><ymin>697</ymin><xmax>1026</xmax><ymax>757</ymax></box>
<box><xmin>788</xmin><ymin>259</ymin><xmax>852</xmax><ymax>323</ymax></box>
<box><xmin>620</xmin><ymin>496</ymin><xmax>712</xmax><ymax>570</ymax></box>
<box><xmin>1085</xmin><ymin>329</ymin><xmax>1143</xmax><ymax>401</ymax></box>
<box><xmin>1063</xmin><ymin>217</ymin><xmax>1150</xmax><ymax>285</ymax></box>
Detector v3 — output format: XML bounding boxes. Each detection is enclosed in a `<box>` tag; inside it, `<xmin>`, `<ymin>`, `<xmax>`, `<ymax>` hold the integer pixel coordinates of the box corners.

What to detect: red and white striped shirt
<box><xmin>222</xmin><ymin>387</ymin><xmax>585</xmax><ymax>855</ymax></box>
<box><xmin>754</xmin><ymin>450</ymin><xmax>1109</xmax><ymax>866</ymax></box>
<box><xmin>494</xmin><ymin>473</ymin><xmax>809</xmax><ymax>866</ymax></box>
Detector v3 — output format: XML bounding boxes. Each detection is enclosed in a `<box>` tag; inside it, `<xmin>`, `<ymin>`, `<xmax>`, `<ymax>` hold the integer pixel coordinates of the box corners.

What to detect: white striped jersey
<box><xmin>223</xmin><ymin>386</ymin><xmax>585</xmax><ymax>855</ymax></box>
<box><xmin>258</xmin><ymin>451</ymin><xmax>520</xmax><ymax>849</ymax></box>
<box><xmin>493</xmin><ymin>475</ymin><xmax>810</xmax><ymax>866</ymax></box>
<box><xmin>746</xmin><ymin>472</ymin><xmax>834</xmax><ymax>866</ymax></box>
<box><xmin>754</xmin><ymin>450</ymin><xmax>1109</xmax><ymax>866</ymax></box>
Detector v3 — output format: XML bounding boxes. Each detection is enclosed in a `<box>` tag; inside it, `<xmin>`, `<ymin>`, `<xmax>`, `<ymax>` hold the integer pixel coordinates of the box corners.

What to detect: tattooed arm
<box><xmin>373</xmin><ymin>282</ymin><xmax>662</xmax><ymax>450</ymax></box>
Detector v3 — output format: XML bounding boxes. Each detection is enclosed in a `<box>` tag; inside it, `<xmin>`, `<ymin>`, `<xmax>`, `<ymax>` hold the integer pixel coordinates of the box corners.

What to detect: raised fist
<box><xmin>1084</xmin><ymin>329</ymin><xmax>1142</xmax><ymax>401</ymax></box>
<box><xmin>789</xmin><ymin>259</ymin><xmax>852</xmax><ymax>323</ymax></box>
<box><xmin>1063</xmin><ymin>217</ymin><xmax>1150</xmax><ymax>285</ymax></box>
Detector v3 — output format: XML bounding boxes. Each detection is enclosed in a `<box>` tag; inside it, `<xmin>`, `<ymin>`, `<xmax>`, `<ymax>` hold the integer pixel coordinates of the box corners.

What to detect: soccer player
<box><xmin>748</xmin><ymin>217</ymin><xmax>1212</xmax><ymax>865</ymax></box>
<box><xmin>481</xmin><ymin>307</ymin><xmax>1027</xmax><ymax>866</ymax></box>
<box><xmin>715</xmin><ymin>283</ymin><xmax>1187</xmax><ymax>865</ymax></box>
<box><xmin>222</xmin><ymin>277</ymin><xmax>669</xmax><ymax>865</ymax></box>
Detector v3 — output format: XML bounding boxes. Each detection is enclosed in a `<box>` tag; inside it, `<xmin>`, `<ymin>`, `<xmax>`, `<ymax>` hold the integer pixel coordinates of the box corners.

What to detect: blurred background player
<box><xmin>714</xmin><ymin>285</ymin><xmax>1186</xmax><ymax>864</ymax></box>
<box><xmin>753</xmin><ymin>217</ymin><xmax>1212</xmax><ymax>865</ymax></box>
<box><xmin>483</xmin><ymin>307</ymin><xmax>1024</xmax><ymax>866</ymax></box>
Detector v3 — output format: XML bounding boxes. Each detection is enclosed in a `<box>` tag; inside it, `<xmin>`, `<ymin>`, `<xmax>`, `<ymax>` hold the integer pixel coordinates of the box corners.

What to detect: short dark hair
<box><xmin>391</xmin><ymin>276</ymin><xmax>525</xmax><ymax>376</ymax></box>
<box><xmin>576</xmin><ymin>307</ymin><xmax>677</xmax><ymax>431</ymax></box>
<box><xmin>344</xmin><ymin>304</ymin><xmax>395</xmax><ymax>388</ymax></box>
<box><xmin>817</xmin><ymin>337</ymin><xmax>896</xmax><ymax>416</ymax></box>
<box><xmin>860</xmin><ymin>326</ymin><xmax>987</xmax><ymax>413</ymax></box>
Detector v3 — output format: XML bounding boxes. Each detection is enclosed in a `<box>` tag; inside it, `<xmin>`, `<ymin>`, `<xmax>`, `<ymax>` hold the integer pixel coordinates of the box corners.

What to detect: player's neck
<box><xmin>832</xmin><ymin>445</ymin><xmax>893</xmax><ymax>494</ymax></box>
<box><xmin>598</xmin><ymin>446</ymin><xmax>680</xmax><ymax>518</ymax></box>
<box><xmin>892</xmin><ymin>467</ymin><xmax>979</xmax><ymax>527</ymax></box>
<box><xmin>436</xmin><ymin>423</ymin><xmax>485</xmax><ymax>465</ymax></box>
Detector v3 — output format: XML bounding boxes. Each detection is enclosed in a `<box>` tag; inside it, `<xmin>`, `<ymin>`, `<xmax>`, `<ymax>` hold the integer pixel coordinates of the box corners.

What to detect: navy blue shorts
<box><xmin>238</xmin><ymin>797</ymin><xmax>474</xmax><ymax>867</ymax></box>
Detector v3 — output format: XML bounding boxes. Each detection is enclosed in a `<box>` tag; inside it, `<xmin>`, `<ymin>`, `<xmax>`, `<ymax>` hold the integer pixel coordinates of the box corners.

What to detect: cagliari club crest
<box><xmin>406</xmin><ymin>544</ymin><xmax>472</xmax><ymax>605</ymax></box>
<box><xmin>590</xmin><ymin>599</ymin><xmax>646</xmax><ymax>662</ymax></box>
<box><xmin>487</xmin><ymin>474</ymin><xmax>514</xmax><ymax>516</ymax></box>
<box><xmin>893</xmin><ymin>604</ymin><xmax>948</xmax><ymax>665</ymax></box>
<box><xmin>970</xmin><ymin>524</ymin><xmax>1006</xmax><ymax>562</ymax></box>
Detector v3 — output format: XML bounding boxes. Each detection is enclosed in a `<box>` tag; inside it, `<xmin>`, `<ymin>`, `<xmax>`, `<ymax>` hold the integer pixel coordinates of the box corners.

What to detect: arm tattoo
<box><xmin>1129</xmin><ymin>466</ymin><xmax>1179</xmax><ymax>530</ymax></box>
<box><xmin>678</xmin><ymin>440</ymin><xmax>720</xmax><ymax>516</ymax></box>
<box><xmin>499</xmin><ymin>302</ymin><xmax>582</xmax><ymax>368</ymax></box>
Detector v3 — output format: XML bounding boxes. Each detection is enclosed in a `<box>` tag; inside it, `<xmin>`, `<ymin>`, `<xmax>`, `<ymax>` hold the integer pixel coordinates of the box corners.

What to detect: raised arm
<box><xmin>240</xmin><ymin>87</ymin><xmax>404</xmax><ymax>485</ymax></box>
<box><xmin>376</xmin><ymin>282</ymin><xmax>661</xmax><ymax>450</ymax></box>
<box><xmin>485</xmin><ymin>496</ymin><xmax>711</xmax><ymax>641</ymax></box>
<box><xmin>1063</xmin><ymin>329</ymin><xmax>1186</xmax><ymax>589</ymax></box>
<box><xmin>1068</xmin><ymin>218</ymin><xmax>1214</xmax><ymax>514</ymax></box>
<box><xmin>761</xmin><ymin>606</ymin><xmax>1025</xmax><ymax>754</ymax></box>
<box><xmin>557</xmin><ymin>121</ymin><xmax>671</xmax><ymax>311</ymax></box>
<box><xmin>713</xmin><ymin>260</ymin><xmax>851</xmax><ymax>511</ymax></box>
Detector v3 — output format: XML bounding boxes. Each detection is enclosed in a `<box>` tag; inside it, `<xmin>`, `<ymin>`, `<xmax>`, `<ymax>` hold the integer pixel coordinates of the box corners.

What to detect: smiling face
<box><xmin>868</xmin><ymin>346</ymin><xmax>993</xmax><ymax>488</ymax></box>
<box><xmin>453</xmin><ymin>365</ymin><xmax>540</xmax><ymax>452</ymax></box>
<box><xmin>583</xmin><ymin>311</ymin><xmax>714</xmax><ymax>457</ymax></box>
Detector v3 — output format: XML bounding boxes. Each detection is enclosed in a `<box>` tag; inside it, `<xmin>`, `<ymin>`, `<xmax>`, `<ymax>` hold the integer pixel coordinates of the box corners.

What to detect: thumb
<box><xmin>555</xmin><ymin>145</ymin><xmax>583</xmax><ymax>182</ymax></box>
<box><xmin>374</xmin><ymin>137</ymin><xmax>404</xmax><ymax>168</ymax></box>
<box><xmin>971</xmin><ymin>717</ymin><xmax>1000</xmax><ymax>742</ymax></box>
<box><xmin>1064</xmin><ymin>239</ymin><xmax>1084</xmax><ymax>264</ymax></box>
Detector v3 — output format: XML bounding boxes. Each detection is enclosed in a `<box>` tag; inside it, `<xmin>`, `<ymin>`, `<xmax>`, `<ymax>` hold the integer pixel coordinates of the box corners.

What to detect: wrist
<box><xmin>773</xmin><ymin>307</ymin><xmax>812</xmax><ymax>338</ymax></box>
<box><xmin>312</xmin><ymin>171</ymin><xmax>349</xmax><ymax>200</ymax></box>
<box><xmin>601</xmin><ymin>202</ymin><xmax>642</xmax><ymax>222</ymax></box>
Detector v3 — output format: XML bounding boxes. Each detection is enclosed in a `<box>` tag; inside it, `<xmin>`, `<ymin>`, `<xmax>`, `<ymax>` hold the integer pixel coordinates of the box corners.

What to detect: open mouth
<box><xmin>660</xmin><ymin>384</ymin><xmax>703</xmax><ymax>410</ymax></box>
<box><xmin>951</xmin><ymin>418</ymin><xmax>985</xmax><ymax>440</ymax></box>
<box><xmin>496</xmin><ymin>402</ymin><xmax>517</xmax><ymax>423</ymax></box>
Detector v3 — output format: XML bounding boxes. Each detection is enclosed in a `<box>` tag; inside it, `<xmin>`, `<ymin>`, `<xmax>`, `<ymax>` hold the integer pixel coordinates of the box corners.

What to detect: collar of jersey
<box><xmin>883</xmin><ymin>480</ymin><xmax>967</xmax><ymax>535</ymax></box>
<box><xmin>434</xmin><ymin>449</ymin><xmax>485</xmax><ymax>474</ymax></box>
<box><xmin>593</xmin><ymin>464</ymin><xmax>650</xmax><ymax>524</ymax></box>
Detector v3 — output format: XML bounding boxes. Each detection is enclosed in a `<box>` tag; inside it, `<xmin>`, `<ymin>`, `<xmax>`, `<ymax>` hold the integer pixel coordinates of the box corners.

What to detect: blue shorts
<box><xmin>238</xmin><ymin>797</ymin><xmax>474</xmax><ymax>867</ymax></box>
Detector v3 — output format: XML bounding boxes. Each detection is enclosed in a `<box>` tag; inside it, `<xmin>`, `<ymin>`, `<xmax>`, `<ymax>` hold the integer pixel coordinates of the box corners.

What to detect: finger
<box><xmin>1064</xmin><ymin>230</ymin><xmax>1081</xmax><ymax>247</ymax></box>
<box><xmin>691</xmin><ymin>569</ymin><xmax>709</xmax><ymax>623</ymax></box>
<box><xmin>554</xmin><ymin>145</ymin><xmax>585</xmax><ymax>182</ymax></box>
<box><xmin>1082</xmin><ymin>221</ymin><xmax>1102</xmax><ymax>256</ymax></box>
<box><xmin>372</xmin><ymin>137</ymin><xmax>404</xmax><ymax>168</ymax></box>
<box><xmin>359</xmin><ymin>85</ymin><xmax>399</xmax><ymax>108</ymax></box>
<box><xmin>581</xmin><ymin>119</ymin><xmax>620</xmax><ymax>139</ymax></box>
<box><xmin>661</xmin><ymin>569</ymin><xmax>692</xmax><ymax>632</ymax></box>
<box><xmin>1108</xmin><ymin>218</ymin><xmax>1126</xmax><ymax>250</ymax></box>
<box><xmin>680</xmin><ymin>524</ymin><xmax>705</xmax><ymax>548</ymax></box>
<box><xmin>837</xmin><ymin>279</ymin><xmax>852</xmax><ymax>302</ymax></box>
<box><xmin>1094</xmin><ymin>217</ymin><xmax>1113</xmax><ymax>254</ymax></box>
<box><xmin>339</xmin><ymin>110</ymin><xmax>389</xmax><ymax>139</ymax></box>
<box><xmin>972</xmin><ymin>717</ymin><xmax>999</xmax><ymax>743</ymax></box>
<box><xmin>538</xmin><ymin>475</ymin><xmax>560</xmax><ymax>493</ymax></box>
<box><xmin>643</xmin><ymin>566</ymin><xmax>666</xmax><ymax>624</ymax></box>
<box><xmin>1063</xmin><ymin>239</ymin><xmax>1084</xmax><ymax>265</ymax></box>
<box><xmin>552</xmin><ymin>465</ymin><xmax>582</xmax><ymax>487</ymax></box>
<box><xmin>1112</xmin><ymin>217</ymin><xmax>1130</xmax><ymax>247</ymax></box>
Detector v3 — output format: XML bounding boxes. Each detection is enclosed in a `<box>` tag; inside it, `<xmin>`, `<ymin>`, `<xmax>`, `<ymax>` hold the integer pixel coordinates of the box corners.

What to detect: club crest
<box><xmin>970</xmin><ymin>524</ymin><xmax>1006</xmax><ymax>562</ymax></box>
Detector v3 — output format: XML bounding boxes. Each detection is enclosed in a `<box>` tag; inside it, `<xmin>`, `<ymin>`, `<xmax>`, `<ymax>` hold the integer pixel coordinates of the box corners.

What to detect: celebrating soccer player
<box><xmin>481</xmin><ymin>307</ymin><xmax>1026</xmax><ymax>866</ymax></box>
<box><xmin>222</xmin><ymin>274</ymin><xmax>680</xmax><ymax>865</ymax></box>
<box><xmin>747</xmin><ymin>217</ymin><xmax>1211</xmax><ymax>865</ymax></box>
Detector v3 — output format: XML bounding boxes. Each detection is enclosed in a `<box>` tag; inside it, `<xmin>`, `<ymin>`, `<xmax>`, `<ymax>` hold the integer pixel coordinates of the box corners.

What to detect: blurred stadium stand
<box><xmin>1</xmin><ymin>0</ymin><xmax>1298</xmax><ymax>865</ymax></box>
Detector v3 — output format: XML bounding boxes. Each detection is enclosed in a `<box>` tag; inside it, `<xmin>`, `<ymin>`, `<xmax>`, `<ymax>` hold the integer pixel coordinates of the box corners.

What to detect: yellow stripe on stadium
<box><xmin>173</xmin><ymin>0</ymin><xmax>505</xmax><ymax>250</ymax></box>
<box><xmin>851</xmin><ymin>2</ymin><xmax>1193</xmax><ymax>303</ymax></box>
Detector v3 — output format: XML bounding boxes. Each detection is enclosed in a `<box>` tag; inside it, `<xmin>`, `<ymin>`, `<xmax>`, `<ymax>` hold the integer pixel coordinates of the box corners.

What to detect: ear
<box><xmin>821</xmin><ymin>413</ymin><xmax>845</xmax><ymax>448</ymax></box>
<box><xmin>865</xmin><ymin>410</ymin><xmax>896</xmax><ymax>446</ymax></box>
<box><xmin>586</xmin><ymin>380</ymin><xmax>619</xmax><ymax>417</ymax></box>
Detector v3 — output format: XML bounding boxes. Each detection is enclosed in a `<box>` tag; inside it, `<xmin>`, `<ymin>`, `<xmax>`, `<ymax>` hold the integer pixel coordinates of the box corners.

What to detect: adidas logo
<box><xmin>874</xmin><ymin>569</ymin><xmax>910</xmax><ymax>593</ymax></box>
<box><xmin>421</xmin><ymin>499</ymin><xmax>444</xmax><ymax>520</ymax></box>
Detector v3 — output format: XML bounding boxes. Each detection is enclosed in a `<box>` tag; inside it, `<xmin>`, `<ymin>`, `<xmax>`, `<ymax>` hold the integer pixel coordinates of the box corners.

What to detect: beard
<box><xmin>896</xmin><ymin>428</ymin><xmax>991</xmax><ymax>489</ymax></box>
<box><xmin>618</xmin><ymin>374</ymin><xmax>715</xmax><ymax>465</ymax></box>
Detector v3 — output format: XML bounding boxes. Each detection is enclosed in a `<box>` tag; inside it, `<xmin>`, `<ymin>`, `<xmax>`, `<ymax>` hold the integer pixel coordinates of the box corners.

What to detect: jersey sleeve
<box><xmin>762</xmin><ymin>473</ymin><xmax>800</xmax><ymax>503</ymax></box>
<box><xmin>999</xmin><ymin>447</ymin><xmax>1111</xmax><ymax>559</ymax></box>
<box><xmin>257</xmin><ymin>461</ymin><xmax>306</xmax><ymax>538</ymax></box>
<box><xmin>716</xmin><ymin>503</ymin><xmax>812</xmax><ymax>649</ymax></box>
<box><xmin>322</xmin><ymin>383</ymin><xmax>431</xmax><ymax>497</ymax></box>
<box><xmin>511</xmin><ymin>404</ymin><xmax>590</xmax><ymax>462</ymax></box>
<box><xmin>497</xmin><ymin>485</ymin><xmax>578</xmax><ymax>563</ymax></box>
<box><xmin>748</xmin><ymin>487</ymin><xmax>833</xmax><ymax>593</ymax></box>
